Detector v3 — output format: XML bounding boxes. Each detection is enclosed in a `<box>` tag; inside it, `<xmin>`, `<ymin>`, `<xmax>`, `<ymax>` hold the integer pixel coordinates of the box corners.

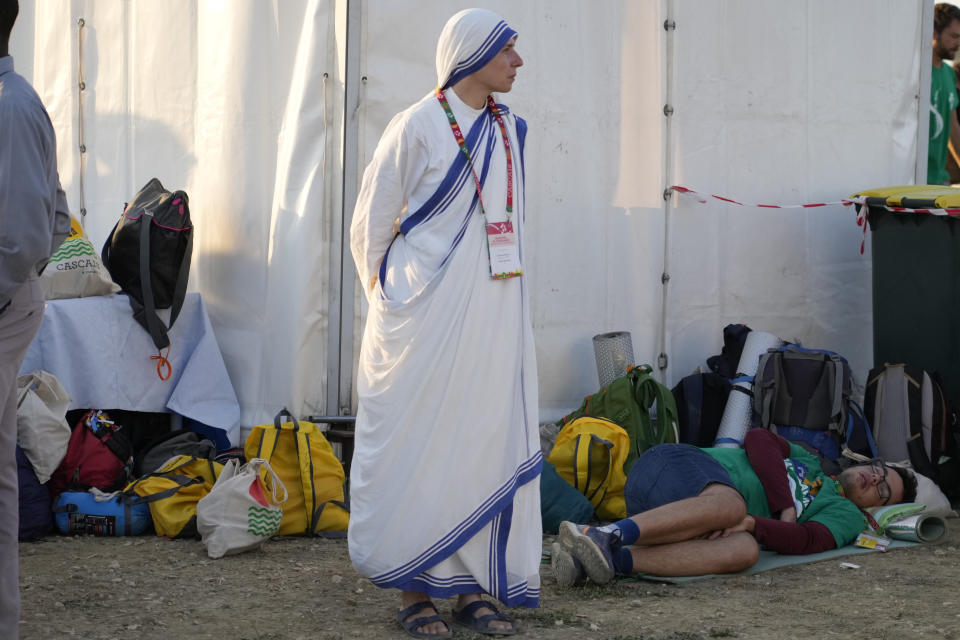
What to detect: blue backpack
<box><xmin>17</xmin><ymin>446</ymin><xmax>52</xmax><ymax>541</ymax></box>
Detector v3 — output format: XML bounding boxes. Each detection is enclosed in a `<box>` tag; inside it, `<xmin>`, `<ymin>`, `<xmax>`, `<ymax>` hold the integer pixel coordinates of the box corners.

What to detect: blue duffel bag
<box><xmin>54</xmin><ymin>489</ymin><xmax>152</xmax><ymax>536</ymax></box>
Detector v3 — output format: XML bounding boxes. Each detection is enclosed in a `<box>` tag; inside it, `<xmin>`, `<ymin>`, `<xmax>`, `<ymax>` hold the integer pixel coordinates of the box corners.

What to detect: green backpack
<box><xmin>559</xmin><ymin>364</ymin><xmax>679</xmax><ymax>474</ymax></box>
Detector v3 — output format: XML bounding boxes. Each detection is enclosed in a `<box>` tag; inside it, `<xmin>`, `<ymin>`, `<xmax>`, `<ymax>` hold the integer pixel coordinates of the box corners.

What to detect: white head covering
<box><xmin>435</xmin><ymin>8</ymin><xmax>517</xmax><ymax>90</ymax></box>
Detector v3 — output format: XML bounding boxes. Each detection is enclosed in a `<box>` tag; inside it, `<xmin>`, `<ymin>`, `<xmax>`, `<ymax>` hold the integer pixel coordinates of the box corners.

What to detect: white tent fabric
<box><xmin>11</xmin><ymin>0</ymin><xmax>924</xmax><ymax>433</ymax></box>
<box><xmin>13</xmin><ymin>0</ymin><xmax>343</xmax><ymax>433</ymax></box>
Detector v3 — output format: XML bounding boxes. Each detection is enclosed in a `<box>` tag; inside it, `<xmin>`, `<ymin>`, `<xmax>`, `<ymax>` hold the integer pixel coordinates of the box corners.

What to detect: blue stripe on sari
<box><xmin>394</xmin><ymin>575</ymin><xmax>539</xmax><ymax>608</ymax></box>
<box><xmin>378</xmin><ymin>109</ymin><xmax>495</xmax><ymax>291</ymax></box>
<box><xmin>371</xmin><ymin>452</ymin><xmax>543</xmax><ymax>589</ymax></box>
<box><xmin>400</xmin><ymin>111</ymin><xmax>493</xmax><ymax>234</ymax></box>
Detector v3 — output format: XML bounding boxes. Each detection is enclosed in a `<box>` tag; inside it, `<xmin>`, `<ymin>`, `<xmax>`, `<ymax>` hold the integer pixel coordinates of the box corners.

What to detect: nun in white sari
<box><xmin>348</xmin><ymin>7</ymin><xmax>541</xmax><ymax>637</ymax></box>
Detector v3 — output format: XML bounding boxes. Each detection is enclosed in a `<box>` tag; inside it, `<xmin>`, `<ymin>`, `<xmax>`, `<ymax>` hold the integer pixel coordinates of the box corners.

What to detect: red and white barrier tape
<box><xmin>670</xmin><ymin>185</ymin><xmax>855</xmax><ymax>209</ymax></box>
<box><xmin>672</xmin><ymin>186</ymin><xmax>960</xmax><ymax>254</ymax></box>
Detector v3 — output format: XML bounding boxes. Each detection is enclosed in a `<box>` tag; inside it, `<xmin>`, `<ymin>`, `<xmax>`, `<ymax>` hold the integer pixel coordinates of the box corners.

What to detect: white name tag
<box><xmin>486</xmin><ymin>221</ymin><xmax>522</xmax><ymax>280</ymax></box>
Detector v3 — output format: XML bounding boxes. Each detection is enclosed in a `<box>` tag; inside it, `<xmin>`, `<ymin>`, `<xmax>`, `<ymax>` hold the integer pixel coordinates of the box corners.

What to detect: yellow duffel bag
<box><xmin>124</xmin><ymin>455</ymin><xmax>223</xmax><ymax>538</ymax></box>
<box><xmin>244</xmin><ymin>409</ymin><xmax>349</xmax><ymax>536</ymax></box>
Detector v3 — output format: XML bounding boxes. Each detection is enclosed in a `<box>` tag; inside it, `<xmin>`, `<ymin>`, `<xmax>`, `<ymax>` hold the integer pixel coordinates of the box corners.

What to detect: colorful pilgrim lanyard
<box><xmin>435</xmin><ymin>88</ymin><xmax>522</xmax><ymax>280</ymax></box>
<box><xmin>434</xmin><ymin>88</ymin><xmax>513</xmax><ymax>217</ymax></box>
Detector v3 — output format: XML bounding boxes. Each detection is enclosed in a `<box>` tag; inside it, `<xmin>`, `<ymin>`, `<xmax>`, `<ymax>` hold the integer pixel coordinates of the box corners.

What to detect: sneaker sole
<box><xmin>556</xmin><ymin>520</ymin><xmax>580</xmax><ymax>551</ymax></box>
<box><xmin>550</xmin><ymin>542</ymin><xmax>582</xmax><ymax>588</ymax></box>
<box><xmin>557</xmin><ymin>522</ymin><xmax>615</xmax><ymax>585</ymax></box>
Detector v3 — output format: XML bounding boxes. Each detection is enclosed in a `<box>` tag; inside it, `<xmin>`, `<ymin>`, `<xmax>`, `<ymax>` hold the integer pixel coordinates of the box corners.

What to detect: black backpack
<box><xmin>102</xmin><ymin>178</ymin><xmax>193</xmax><ymax>351</ymax></box>
<box><xmin>707</xmin><ymin>324</ymin><xmax>752</xmax><ymax>378</ymax></box>
<box><xmin>672</xmin><ymin>372</ymin><xmax>731</xmax><ymax>447</ymax></box>
<box><xmin>671</xmin><ymin>324</ymin><xmax>752</xmax><ymax>448</ymax></box>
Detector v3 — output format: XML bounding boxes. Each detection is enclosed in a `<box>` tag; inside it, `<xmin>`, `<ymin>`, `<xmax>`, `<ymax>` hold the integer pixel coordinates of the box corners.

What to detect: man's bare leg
<box><xmin>560</xmin><ymin>483</ymin><xmax>749</xmax><ymax>583</ymax></box>
<box><xmin>628</xmin><ymin>484</ymin><xmax>746</xmax><ymax>545</ymax></box>
<box><xmin>627</xmin><ymin>531</ymin><xmax>759</xmax><ymax>576</ymax></box>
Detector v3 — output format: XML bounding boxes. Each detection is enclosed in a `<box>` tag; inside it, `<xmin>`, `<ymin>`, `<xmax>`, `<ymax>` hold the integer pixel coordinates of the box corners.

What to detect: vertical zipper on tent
<box><xmin>657</xmin><ymin>2</ymin><xmax>676</xmax><ymax>381</ymax></box>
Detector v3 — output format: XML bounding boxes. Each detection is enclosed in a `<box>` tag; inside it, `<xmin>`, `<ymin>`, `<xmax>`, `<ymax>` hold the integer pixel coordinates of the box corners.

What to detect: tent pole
<box><xmin>917</xmin><ymin>0</ymin><xmax>934</xmax><ymax>184</ymax></box>
<box><xmin>657</xmin><ymin>0</ymin><xmax>676</xmax><ymax>385</ymax></box>
<box><xmin>329</xmin><ymin>0</ymin><xmax>362</xmax><ymax>419</ymax></box>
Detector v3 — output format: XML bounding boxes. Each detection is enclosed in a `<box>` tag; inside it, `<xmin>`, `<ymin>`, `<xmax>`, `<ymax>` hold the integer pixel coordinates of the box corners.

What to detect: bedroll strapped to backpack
<box><xmin>546</xmin><ymin>416</ymin><xmax>630</xmax><ymax>520</ymax></box>
<box><xmin>560</xmin><ymin>364</ymin><xmax>679</xmax><ymax>474</ymax></box>
<box><xmin>864</xmin><ymin>363</ymin><xmax>959</xmax><ymax>482</ymax></box>
<box><xmin>244</xmin><ymin>409</ymin><xmax>349</xmax><ymax>537</ymax></box>
<box><xmin>101</xmin><ymin>178</ymin><xmax>193</xmax><ymax>353</ymax></box>
<box><xmin>752</xmin><ymin>344</ymin><xmax>877</xmax><ymax>462</ymax></box>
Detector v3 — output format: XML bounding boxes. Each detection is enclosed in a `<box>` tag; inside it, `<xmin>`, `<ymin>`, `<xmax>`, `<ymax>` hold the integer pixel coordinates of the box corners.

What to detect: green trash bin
<box><xmin>852</xmin><ymin>185</ymin><xmax>960</xmax><ymax>406</ymax></box>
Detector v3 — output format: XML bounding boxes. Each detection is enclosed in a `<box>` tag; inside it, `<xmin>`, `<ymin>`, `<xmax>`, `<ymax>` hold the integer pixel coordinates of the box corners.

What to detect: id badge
<box><xmin>485</xmin><ymin>221</ymin><xmax>523</xmax><ymax>280</ymax></box>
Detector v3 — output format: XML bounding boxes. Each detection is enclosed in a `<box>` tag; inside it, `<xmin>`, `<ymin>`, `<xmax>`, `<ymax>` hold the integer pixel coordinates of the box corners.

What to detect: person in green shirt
<box><xmin>929</xmin><ymin>3</ymin><xmax>960</xmax><ymax>185</ymax></box>
<box><xmin>553</xmin><ymin>429</ymin><xmax>918</xmax><ymax>585</ymax></box>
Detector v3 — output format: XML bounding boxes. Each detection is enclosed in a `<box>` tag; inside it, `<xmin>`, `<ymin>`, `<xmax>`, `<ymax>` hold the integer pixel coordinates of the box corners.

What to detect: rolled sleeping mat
<box><xmin>713</xmin><ymin>330</ymin><xmax>784</xmax><ymax>448</ymax></box>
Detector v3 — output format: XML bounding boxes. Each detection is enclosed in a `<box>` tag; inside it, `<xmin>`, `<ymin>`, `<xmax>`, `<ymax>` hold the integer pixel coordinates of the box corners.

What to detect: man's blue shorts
<box><xmin>624</xmin><ymin>443</ymin><xmax>737</xmax><ymax>516</ymax></box>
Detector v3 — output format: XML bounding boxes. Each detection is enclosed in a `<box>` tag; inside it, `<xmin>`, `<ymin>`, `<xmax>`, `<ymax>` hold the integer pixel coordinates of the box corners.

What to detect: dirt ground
<box><xmin>16</xmin><ymin>519</ymin><xmax>960</xmax><ymax>640</ymax></box>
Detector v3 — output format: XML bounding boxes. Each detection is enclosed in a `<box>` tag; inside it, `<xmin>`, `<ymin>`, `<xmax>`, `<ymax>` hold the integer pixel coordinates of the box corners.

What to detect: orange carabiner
<box><xmin>151</xmin><ymin>347</ymin><xmax>173</xmax><ymax>381</ymax></box>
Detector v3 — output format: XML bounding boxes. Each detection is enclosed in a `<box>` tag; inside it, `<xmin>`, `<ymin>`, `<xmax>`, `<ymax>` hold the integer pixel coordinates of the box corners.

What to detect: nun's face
<box><xmin>473</xmin><ymin>36</ymin><xmax>523</xmax><ymax>94</ymax></box>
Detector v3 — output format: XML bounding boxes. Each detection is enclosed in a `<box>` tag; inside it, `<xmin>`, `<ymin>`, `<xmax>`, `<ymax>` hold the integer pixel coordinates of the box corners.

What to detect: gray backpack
<box><xmin>136</xmin><ymin>430</ymin><xmax>217</xmax><ymax>476</ymax></box>
<box><xmin>752</xmin><ymin>345</ymin><xmax>875</xmax><ymax>462</ymax></box>
<box><xmin>863</xmin><ymin>364</ymin><xmax>955</xmax><ymax>481</ymax></box>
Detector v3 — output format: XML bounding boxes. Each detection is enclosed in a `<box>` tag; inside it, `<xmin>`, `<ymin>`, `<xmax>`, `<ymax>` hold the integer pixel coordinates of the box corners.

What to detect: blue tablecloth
<box><xmin>20</xmin><ymin>292</ymin><xmax>241</xmax><ymax>446</ymax></box>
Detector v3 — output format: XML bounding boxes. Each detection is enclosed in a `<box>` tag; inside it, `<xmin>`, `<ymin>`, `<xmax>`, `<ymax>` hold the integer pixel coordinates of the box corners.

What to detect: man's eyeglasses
<box><xmin>868</xmin><ymin>459</ymin><xmax>892</xmax><ymax>505</ymax></box>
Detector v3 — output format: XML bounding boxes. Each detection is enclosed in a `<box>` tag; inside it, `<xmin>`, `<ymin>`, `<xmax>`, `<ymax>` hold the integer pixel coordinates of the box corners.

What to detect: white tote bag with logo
<box><xmin>197</xmin><ymin>458</ymin><xmax>287</xmax><ymax>559</ymax></box>
<box><xmin>16</xmin><ymin>371</ymin><xmax>72</xmax><ymax>483</ymax></box>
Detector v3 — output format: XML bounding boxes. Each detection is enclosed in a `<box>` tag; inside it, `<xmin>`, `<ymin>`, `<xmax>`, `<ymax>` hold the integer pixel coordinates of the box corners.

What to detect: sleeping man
<box><xmin>554</xmin><ymin>429</ymin><xmax>918</xmax><ymax>585</ymax></box>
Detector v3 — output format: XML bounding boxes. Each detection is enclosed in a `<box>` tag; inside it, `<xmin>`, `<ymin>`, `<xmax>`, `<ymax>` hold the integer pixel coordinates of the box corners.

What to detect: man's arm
<box><xmin>949</xmin><ymin>108</ymin><xmax>960</xmax><ymax>180</ymax></box>
<box><xmin>743</xmin><ymin>428</ymin><xmax>794</xmax><ymax>517</ymax></box>
<box><xmin>739</xmin><ymin>429</ymin><xmax>837</xmax><ymax>554</ymax></box>
<box><xmin>749</xmin><ymin>516</ymin><xmax>836</xmax><ymax>555</ymax></box>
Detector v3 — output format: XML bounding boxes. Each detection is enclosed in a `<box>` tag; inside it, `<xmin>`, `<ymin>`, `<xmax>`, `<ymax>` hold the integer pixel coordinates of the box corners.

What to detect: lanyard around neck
<box><xmin>434</xmin><ymin>88</ymin><xmax>514</xmax><ymax>218</ymax></box>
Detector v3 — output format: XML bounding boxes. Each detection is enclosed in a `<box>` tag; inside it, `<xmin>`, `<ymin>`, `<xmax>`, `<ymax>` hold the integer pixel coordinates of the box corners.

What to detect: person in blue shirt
<box><xmin>0</xmin><ymin>2</ymin><xmax>71</xmax><ymax>636</ymax></box>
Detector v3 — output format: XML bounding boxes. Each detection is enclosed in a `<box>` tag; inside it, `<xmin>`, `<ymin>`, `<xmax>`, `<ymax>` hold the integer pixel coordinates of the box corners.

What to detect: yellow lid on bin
<box><xmin>850</xmin><ymin>185</ymin><xmax>960</xmax><ymax>208</ymax></box>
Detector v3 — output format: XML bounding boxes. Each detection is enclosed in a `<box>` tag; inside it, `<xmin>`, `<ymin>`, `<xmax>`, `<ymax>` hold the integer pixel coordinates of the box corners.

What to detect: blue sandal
<box><xmin>397</xmin><ymin>601</ymin><xmax>452</xmax><ymax>639</ymax></box>
<box><xmin>452</xmin><ymin>600</ymin><xmax>517</xmax><ymax>636</ymax></box>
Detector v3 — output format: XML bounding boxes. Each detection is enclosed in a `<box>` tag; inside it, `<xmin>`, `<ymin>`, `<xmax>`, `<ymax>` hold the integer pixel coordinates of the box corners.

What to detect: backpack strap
<box><xmin>167</xmin><ymin>196</ymin><xmax>193</xmax><ymax>330</ymax></box>
<box><xmin>929</xmin><ymin>371</ymin><xmax>950</xmax><ymax>463</ymax></box>
<box><xmin>135</xmin><ymin>210</ymin><xmax>171</xmax><ymax>351</ymax></box>
<box><xmin>846</xmin><ymin>400</ymin><xmax>878</xmax><ymax>458</ymax></box>
<box><xmin>828</xmin><ymin>355</ymin><xmax>847</xmax><ymax>432</ymax></box>
<box><xmin>100</xmin><ymin>216</ymin><xmax>121</xmax><ymax>271</ymax></box>
<box><xmin>310</xmin><ymin>500</ymin><xmax>350</xmax><ymax>539</ymax></box>
<box><xmin>863</xmin><ymin>366</ymin><xmax>884</xmax><ymax>436</ymax></box>
<box><xmin>572</xmin><ymin>433</ymin><xmax>612</xmax><ymax>509</ymax></box>
<box><xmin>753</xmin><ymin>351</ymin><xmax>777</xmax><ymax>429</ymax></box>
<box><xmin>629</xmin><ymin>366</ymin><xmax>679</xmax><ymax>452</ymax></box>
<box><xmin>122</xmin><ymin>473</ymin><xmax>205</xmax><ymax>504</ymax></box>
<box><xmin>678</xmin><ymin>374</ymin><xmax>703</xmax><ymax>444</ymax></box>
<box><xmin>903</xmin><ymin>365</ymin><xmax>937</xmax><ymax>478</ymax></box>
<box><xmin>293</xmin><ymin>421</ymin><xmax>322</xmax><ymax>535</ymax></box>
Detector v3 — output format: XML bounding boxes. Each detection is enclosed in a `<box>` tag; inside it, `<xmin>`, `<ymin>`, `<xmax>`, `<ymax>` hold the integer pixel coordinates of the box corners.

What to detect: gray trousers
<box><xmin>0</xmin><ymin>279</ymin><xmax>44</xmax><ymax>640</ymax></box>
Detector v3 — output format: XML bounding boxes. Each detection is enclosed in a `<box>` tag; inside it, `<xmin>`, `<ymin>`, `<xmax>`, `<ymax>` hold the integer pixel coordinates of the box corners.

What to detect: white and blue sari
<box><xmin>348</xmin><ymin>9</ymin><xmax>541</xmax><ymax>608</ymax></box>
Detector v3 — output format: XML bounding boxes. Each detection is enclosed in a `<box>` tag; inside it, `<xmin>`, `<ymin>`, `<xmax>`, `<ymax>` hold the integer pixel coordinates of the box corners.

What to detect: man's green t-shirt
<box><xmin>929</xmin><ymin>63</ymin><xmax>958</xmax><ymax>185</ymax></box>
<box><xmin>705</xmin><ymin>444</ymin><xmax>866</xmax><ymax>548</ymax></box>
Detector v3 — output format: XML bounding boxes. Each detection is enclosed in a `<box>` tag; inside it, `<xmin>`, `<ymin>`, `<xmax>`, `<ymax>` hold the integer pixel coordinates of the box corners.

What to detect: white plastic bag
<box><xmin>197</xmin><ymin>458</ymin><xmax>287</xmax><ymax>558</ymax></box>
<box><xmin>16</xmin><ymin>371</ymin><xmax>72</xmax><ymax>483</ymax></box>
